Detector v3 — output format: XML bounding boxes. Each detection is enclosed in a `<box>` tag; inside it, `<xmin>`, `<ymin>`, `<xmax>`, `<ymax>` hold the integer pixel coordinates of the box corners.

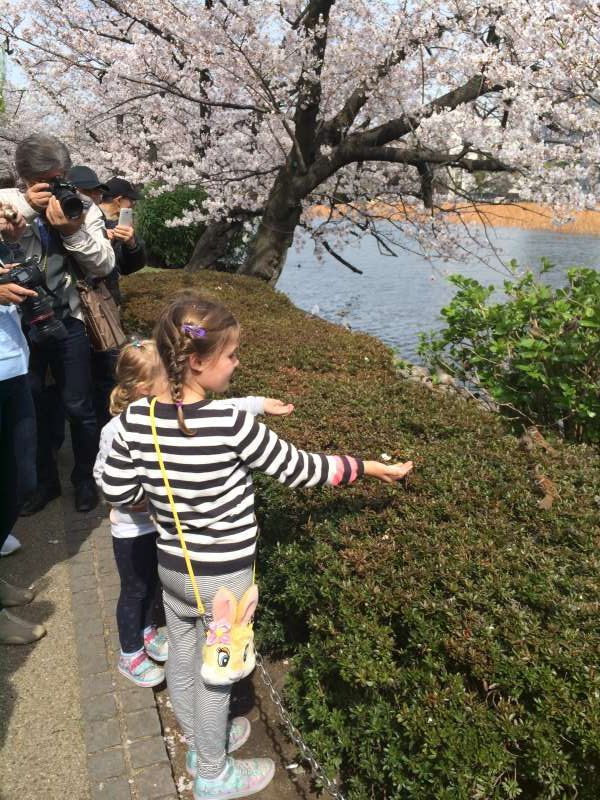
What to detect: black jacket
<box><xmin>103</xmin><ymin>215</ymin><xmax>147</xmax><ymax>304</ymax></box>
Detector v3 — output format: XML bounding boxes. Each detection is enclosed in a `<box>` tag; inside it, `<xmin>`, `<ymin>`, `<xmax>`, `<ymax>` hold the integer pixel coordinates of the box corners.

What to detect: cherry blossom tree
<box><xmin>1</xmin><ymin>1</ymin><xmax>599</xmax><ymax>282</ymax></box>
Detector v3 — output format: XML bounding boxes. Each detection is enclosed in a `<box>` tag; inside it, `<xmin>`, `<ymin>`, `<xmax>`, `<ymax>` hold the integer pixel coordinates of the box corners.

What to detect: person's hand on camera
<box><xmin>110</xmin><ymin>224</ymin><xmax>136</xmax><ymax>248</ymax></box>
<box><xmin>24</xmin><ymin>182</ymin><xmax>53</xmax><ymax>212</ymax></box>
<box><xmin>0</xmin><ymin>207</ymin><xmax>26</xmax><ymax>242</ymax></box>
<box><xmin>0</xmin><ymin>266</ymin><xmax>37</xmax><ymax>306</ymax></box>
<box><xmin>364</xmin><ymin>459</ymin><xmax>414</xmax><ymax>484</ymax></box>
<box><xmin>46</xmin><ymin>195</ymin><xmax>84</xmax><ymax>236</ymax></box>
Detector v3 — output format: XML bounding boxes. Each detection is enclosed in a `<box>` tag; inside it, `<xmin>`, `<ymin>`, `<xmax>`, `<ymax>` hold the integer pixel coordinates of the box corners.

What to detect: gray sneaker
<box><xmin>0</xmin><ymin>609</ymin><xmax>46</xmax><ymax>645</ymax></box>
<box><xmin>0</xmin><ymin>578</ymin><xmax>35</xmax><ymax>607</ymax></box>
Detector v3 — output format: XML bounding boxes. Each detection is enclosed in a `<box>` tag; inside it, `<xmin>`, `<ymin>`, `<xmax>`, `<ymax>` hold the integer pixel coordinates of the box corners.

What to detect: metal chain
<box><xmin>254</xmin><ymin>651</ymin><xmax>347</xmax><ymax>800</ymax></box>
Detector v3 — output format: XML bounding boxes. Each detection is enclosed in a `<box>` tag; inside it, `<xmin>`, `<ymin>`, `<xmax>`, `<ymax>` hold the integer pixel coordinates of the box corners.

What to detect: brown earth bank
<box><xmin>310</xmin><ymin>201</ymin><xmax>600</xmax><ymax>236</ymax></box>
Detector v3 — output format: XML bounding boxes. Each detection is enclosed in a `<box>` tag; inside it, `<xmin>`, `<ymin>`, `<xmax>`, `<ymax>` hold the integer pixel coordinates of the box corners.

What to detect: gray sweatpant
<box><xmin>159</xmin><ymin>564</ymin><xmax>254</xmax><ymax>778</ymax></box>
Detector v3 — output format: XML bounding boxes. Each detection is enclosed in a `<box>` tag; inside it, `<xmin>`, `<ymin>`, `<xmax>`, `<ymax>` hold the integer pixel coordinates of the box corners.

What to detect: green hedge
<box><xmin>135</xmin><ymin>185</ymin><xmax>207</xmax><ymax>268</ymax></box>
<box><xmin>122</xmin><ymin>270</ymin><xmax>600</xmax><ymax>800</ymax></box>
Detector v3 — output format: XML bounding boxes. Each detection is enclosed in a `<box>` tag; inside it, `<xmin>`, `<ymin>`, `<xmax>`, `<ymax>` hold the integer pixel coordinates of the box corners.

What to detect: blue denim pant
<box><xmin>28</xmin><ymin>316</ymin><xmax>99</xmax><ymax>487</ymax></box>
<box><xmin>0</xmin><ymin>374</ymin><xmax>37</xmax><ymax>548</ymax></box>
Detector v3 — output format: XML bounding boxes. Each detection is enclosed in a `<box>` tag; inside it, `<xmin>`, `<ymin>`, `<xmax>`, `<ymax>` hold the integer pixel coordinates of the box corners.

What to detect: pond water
<box><xmin>278</xmin><ymin>226</ymin><xmax>600</xmax><ymax>362</ymax></box>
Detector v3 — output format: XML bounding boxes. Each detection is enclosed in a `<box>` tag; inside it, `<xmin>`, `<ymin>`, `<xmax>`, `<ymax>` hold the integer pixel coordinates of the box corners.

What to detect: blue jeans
<box><xmin>28</xmin><ymin>316</ymin><xmax>99</xmax><ymax>487</ymax></box>
<box><xmin>0</xmin><ymin>374</ymin><xmax>37</xmax><ymax>548</ymax></box>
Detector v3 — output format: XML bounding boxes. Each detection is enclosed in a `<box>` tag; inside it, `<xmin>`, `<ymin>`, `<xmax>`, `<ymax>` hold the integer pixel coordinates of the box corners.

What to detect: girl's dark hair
<box><xmin>154</xmin><ymin>292</ymin><xmax>239</xmax><ymax>435</ymax></box>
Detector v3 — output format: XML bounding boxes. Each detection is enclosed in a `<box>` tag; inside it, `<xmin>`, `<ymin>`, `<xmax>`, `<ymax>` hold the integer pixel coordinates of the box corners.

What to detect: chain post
<box><xmin>254</xmin><ymin>651</ymin><xmax>347</xmax><ymax>800</ymax></box>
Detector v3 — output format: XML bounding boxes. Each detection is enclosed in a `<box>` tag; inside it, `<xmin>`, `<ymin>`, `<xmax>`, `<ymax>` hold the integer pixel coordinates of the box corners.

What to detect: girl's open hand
<box><xmin>364</xmin><ymin>460</ymin><xmax>414</xmax><ymax>484</ymax></box>
<box><xmin>264</xmin><ymin>398</ymin><xmax>295</xmax><ymax>416</ymax></box>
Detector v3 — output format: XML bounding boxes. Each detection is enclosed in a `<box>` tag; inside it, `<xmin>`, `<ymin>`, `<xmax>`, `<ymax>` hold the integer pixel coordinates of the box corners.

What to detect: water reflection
<box><xmin>278</xmin><ymin>226</ymin><xmax>600</xmax><ymax>361</ymax></box>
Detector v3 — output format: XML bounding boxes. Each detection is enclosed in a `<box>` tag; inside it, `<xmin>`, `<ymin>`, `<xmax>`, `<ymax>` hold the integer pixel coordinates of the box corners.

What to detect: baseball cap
<box><xmin>104</xmin><ymin>177</ymin><xmax>141</xmax><ymax>201</ymax></box>
<box><xmin>67</xmin><ymin>165</ymin><xmax>110</xmax><ymax>192</ymax></box>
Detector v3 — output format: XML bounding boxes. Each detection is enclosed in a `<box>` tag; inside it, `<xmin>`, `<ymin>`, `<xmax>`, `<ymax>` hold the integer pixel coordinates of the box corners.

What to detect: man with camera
<box><xmin>0</xmin><ymin>134</ymin><xmax>115</xmax><ymax>514</ymax></box>
<box><xmin>0</xmin><ymin>209</ymin><xmax>46</xmax><ymax>644</ymax></box>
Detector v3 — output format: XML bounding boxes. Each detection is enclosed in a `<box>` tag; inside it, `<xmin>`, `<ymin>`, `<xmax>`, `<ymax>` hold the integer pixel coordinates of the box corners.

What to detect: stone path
<box><xmin>66</xmin><ymin>511</ymin><xmax>176</xmax><ymax>800</ymax></box>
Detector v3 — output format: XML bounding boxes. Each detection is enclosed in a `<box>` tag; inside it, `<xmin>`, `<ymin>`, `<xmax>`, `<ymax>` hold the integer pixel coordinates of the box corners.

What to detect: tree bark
<box><xmin>186</xmin><ymin>219</ymin><xmax>243</xmax><ymax>271</ymax></box>
<box><xmin>239</xmin><ymin>173</ymin><xmax>301</xmax><ymax>284</ymax></box>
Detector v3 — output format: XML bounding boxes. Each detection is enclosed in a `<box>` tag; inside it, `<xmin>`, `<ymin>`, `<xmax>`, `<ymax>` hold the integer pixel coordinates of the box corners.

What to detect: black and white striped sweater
<box><xmin>101</xmin><ymin>397</ymin><xmax>363</xmax><ymax>575</ymax></box>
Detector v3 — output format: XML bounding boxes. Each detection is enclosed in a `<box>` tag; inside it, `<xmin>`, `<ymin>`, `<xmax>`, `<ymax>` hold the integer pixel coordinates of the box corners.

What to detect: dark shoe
<box><xmin>20</xmin><ymin>484</ymin><xmax>61</xmax><ymax>516</ymax></box>
<box><xmin>74</xmin><ymin>481</ymin><xmax>98</xmax><ymax>513</ymax></box>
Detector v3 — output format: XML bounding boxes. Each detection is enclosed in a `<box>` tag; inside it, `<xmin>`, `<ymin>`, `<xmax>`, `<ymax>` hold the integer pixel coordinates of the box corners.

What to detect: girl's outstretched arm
<box><xmin>232</xmin><ymin>413</ymin><xmax>412</xmax><ymax>488</ymax></box>
<box><xmin>221</xmin><ymin>396</ymin><xmax>294</xmax><ymax>416</ymax></box>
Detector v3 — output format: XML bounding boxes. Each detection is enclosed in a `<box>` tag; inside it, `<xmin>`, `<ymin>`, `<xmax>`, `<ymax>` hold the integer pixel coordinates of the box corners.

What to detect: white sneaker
<box><xmin>0</xmin><ymin>534</ymin><xmax>22</xmax><ymax>557</ymax></box>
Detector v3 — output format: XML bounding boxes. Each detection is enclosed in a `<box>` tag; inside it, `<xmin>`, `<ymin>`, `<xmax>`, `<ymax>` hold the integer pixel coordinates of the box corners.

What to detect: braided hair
<box><xmin>154</xmin><ymin>292</ymin><xmax>239</xmax><ymax>436</ymax></box>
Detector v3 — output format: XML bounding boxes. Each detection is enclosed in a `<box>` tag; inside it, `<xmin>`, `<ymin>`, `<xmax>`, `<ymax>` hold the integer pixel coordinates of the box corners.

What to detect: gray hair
<box><xmin>0</xmin><ymin>160</ymin><xmax>16</xmax><ymax>189</ymax></box>
<box><xmin>14</xmin><ymin>134</ymin><xmax>71</xmax><ymax>181</ymax></box>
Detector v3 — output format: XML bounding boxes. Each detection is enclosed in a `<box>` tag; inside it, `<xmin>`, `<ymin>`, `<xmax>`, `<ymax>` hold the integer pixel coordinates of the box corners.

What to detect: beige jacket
<box><xmin>0</xmin><ymin>187</ymin><xmax>115</xmax><ymax>321</ymax></box>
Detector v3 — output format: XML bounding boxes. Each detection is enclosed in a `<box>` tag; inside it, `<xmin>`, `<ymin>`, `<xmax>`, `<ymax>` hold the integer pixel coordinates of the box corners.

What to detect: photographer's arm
<box><xmin>60</xmin><ymin>202</ymin><xmax>115</xmax><ymax>278</ymax></box>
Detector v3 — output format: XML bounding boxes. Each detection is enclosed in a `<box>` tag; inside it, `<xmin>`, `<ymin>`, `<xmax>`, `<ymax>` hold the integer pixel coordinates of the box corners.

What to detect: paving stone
<box><xmin>102</xmin><ymin>582</ymin><xmax>121</xmax><ymax>601</ymax></box>
<box><xmin>72</xmin><ymin>588</ymin><xmax>100</xmax><ymax>607</ymax></box>
<box><xmin>120</xmin><ymin>687</ymin><xmax>159</xmax><ymax>712</ymax></box>
<box><xmin>133</xmin><ymin>763</ymin><xmax>176</xmax><ymax>798</ymax></box>
<box><xmin>70</xmin><ymin>562</ymin><xmax>96</xmax><ymax>579</ymax></box>
<box><xmin>69</xmin><ymin>550</ymin><xmax>95</xmax><ymax>567</ymax></box>
<box><xmin>100</xmin><ymin>571</ymin><xmax>121</xmax><ymax>587</ymax></box>
<box><xmin>76</xmin><ymin>635</ymin><xmax>106</xmax><ymax>660</ymax></box>
<box><xmin>71</xmin><ymin>574</ymin><xmax>97</xmax><ymax>594</ymax></box>
<box><xmin>129</xmin><ymin>736</ymin><xmax>169</xmax><ymax>769</ymax></box>
<box><xmin>126</xmin><ymin>707</ymin><xmax>162</xmax><ymax>740</ymax></box>
<box><xmin>72</xmin><ymin>602</ymin><xmax>103</xmax><ymax>627</ymax></box>
<box><xmin>91</xmin><ymin>776</ymin><xmax>132</xmax><ymax>800</ymax></box>
<box><xmin>79</xmin><ymin>647</ymin><xmax>109</xmax><ymax>676</ymax></box>
<box><xmin>75</xmin><ymin>618</ymin><xmax>105</xmax><ymax>643</ymax></box>
<box><xmin>88</xmin><ymin>747</ymin><xmax>125</xmax><ymax>781</ymax></box>
<box><xmin>85</xmin><ymin>717</ymin><xmax>122</xmax><ymax>753</ymax></box>
<box><xmin>83</xmin><ymin>692</ymin><xmax>117</xmax><ymax>722</ymax></box>
<box><xmin>67</xmin><ymin>517</ymin><xmax>99</xmax><ymax>532</ymax></box>
<box><xmin>80</xmin><ymin>671</ymin><xmax>116</xmax><ymax>700</ymax></box>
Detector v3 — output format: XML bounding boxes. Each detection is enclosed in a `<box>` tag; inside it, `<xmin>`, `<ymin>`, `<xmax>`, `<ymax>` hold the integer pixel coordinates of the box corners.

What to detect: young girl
<box><xmin>101</xmin><ymin>294</ymin><xmax>413</xmax><ymax>800</ymax></box>
<box><xmin>94</xmin><ymin>338</ymin><xmax>294</xmax><ymax>688</ymax></box>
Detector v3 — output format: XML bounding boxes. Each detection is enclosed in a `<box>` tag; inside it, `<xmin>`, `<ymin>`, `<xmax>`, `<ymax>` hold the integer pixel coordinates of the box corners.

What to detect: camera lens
<box><xmin>57</xmin><ymin>190</ymin><xmax>84</xmax><ymax>219</ymax></box>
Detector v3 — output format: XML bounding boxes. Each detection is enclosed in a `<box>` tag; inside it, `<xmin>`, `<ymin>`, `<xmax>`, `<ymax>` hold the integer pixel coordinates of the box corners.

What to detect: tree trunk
<box><xmin>186</xmin><ymin>219</ymin><xmax>243</xmax><ymax>271</ymax></box>
<box><xmin>239</xmin><ymin>176</ymin><xmax>301</xmax><ymax>284</ymax></box>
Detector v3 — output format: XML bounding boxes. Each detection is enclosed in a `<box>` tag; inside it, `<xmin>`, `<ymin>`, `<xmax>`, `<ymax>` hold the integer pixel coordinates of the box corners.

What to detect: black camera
<box><xmin>0</xmin><ymin>257</ymin><xmax>67</xmax><ymax>343</ymax></box>
<box><xmin>48</xmin><ymin>177</ymin><xmax>84</xmax><ymax>219</ymax></box>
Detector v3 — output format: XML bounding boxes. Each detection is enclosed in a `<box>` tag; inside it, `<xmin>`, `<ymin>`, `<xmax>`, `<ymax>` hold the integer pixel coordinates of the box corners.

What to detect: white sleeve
<box><xmin>60</xmin><ymin>203</ymin><xmax>115</xmax><ymax>277</ymax></box>
<box><xmin>227</xmin><ymin>396</ymin><xmax>265</xmax><ymax>416</ymax></box>
<box><xmin>93</xmin><ymin>419</ymin><xmax>118</xmax><ymax>489</ymax></box>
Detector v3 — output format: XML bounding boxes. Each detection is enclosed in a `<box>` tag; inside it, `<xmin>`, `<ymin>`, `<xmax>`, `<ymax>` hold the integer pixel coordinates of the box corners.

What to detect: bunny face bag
<box><xmin>201</xmin><ymin>585</ymin><xmax>258</xmax><ymax>685</ymax></box>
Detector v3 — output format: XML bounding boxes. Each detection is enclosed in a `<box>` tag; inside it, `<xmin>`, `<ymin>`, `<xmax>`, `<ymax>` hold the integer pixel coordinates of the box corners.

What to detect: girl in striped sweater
<box><xmin>94</xmin><ymin>339</ymin><xmax>294</xmax><ymax>689</ymax></box>
<box><xmin>101</xmin><ymin>293</ymin><xmax>413</xmax><ymax>800</ymax></box>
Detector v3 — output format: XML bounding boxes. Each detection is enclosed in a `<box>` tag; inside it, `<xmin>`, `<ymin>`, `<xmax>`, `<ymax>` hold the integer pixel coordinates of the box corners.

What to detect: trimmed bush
<box><xmin>136</xmin><ymin>185</ymin><xmax>207</xmax><ymax>268</ymax></box>
<box><xmin>122</xmin><ymin>269</ymin><xmax>600</xmax><ymax>800</ymax></box>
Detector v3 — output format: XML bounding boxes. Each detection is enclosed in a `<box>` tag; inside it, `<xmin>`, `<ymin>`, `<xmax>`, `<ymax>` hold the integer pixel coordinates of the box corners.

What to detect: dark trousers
<box><xmin>91</xmin><ymin>348</ymin><xmax>118</xmax><ymax>429</ymax></box>
<box><xmin>113</xmin><ymin>533</ymin><xmax>160</xmax><ymax>653</ymax></box>
<box><xmin>28</xmin><ymin>317</ymin><xmax>99</xmax><ymax>487</ymax></box>
<box><xmin>0</xmin><ymin>375</ymin><xmax>37</xmax><ymax>549</ymax></box>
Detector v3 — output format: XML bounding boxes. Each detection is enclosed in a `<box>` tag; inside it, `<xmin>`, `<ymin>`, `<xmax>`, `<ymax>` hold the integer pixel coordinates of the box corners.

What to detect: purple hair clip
<box><xmin>175</xmin><ymin>401</ymin><xmax>183</xmax><ymax>409</ymax></box>
<box><xmin>181</xmin><ymin>323</ymin><xmax>207</xmax><ymax>338</ymax></box>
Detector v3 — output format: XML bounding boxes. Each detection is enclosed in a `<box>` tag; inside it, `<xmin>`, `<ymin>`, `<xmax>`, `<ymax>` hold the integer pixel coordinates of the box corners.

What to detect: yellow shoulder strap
<box><xmin>149</xmin><ymin>397</ymin><xmax>205</xmax><ymax>614</ymax></box>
